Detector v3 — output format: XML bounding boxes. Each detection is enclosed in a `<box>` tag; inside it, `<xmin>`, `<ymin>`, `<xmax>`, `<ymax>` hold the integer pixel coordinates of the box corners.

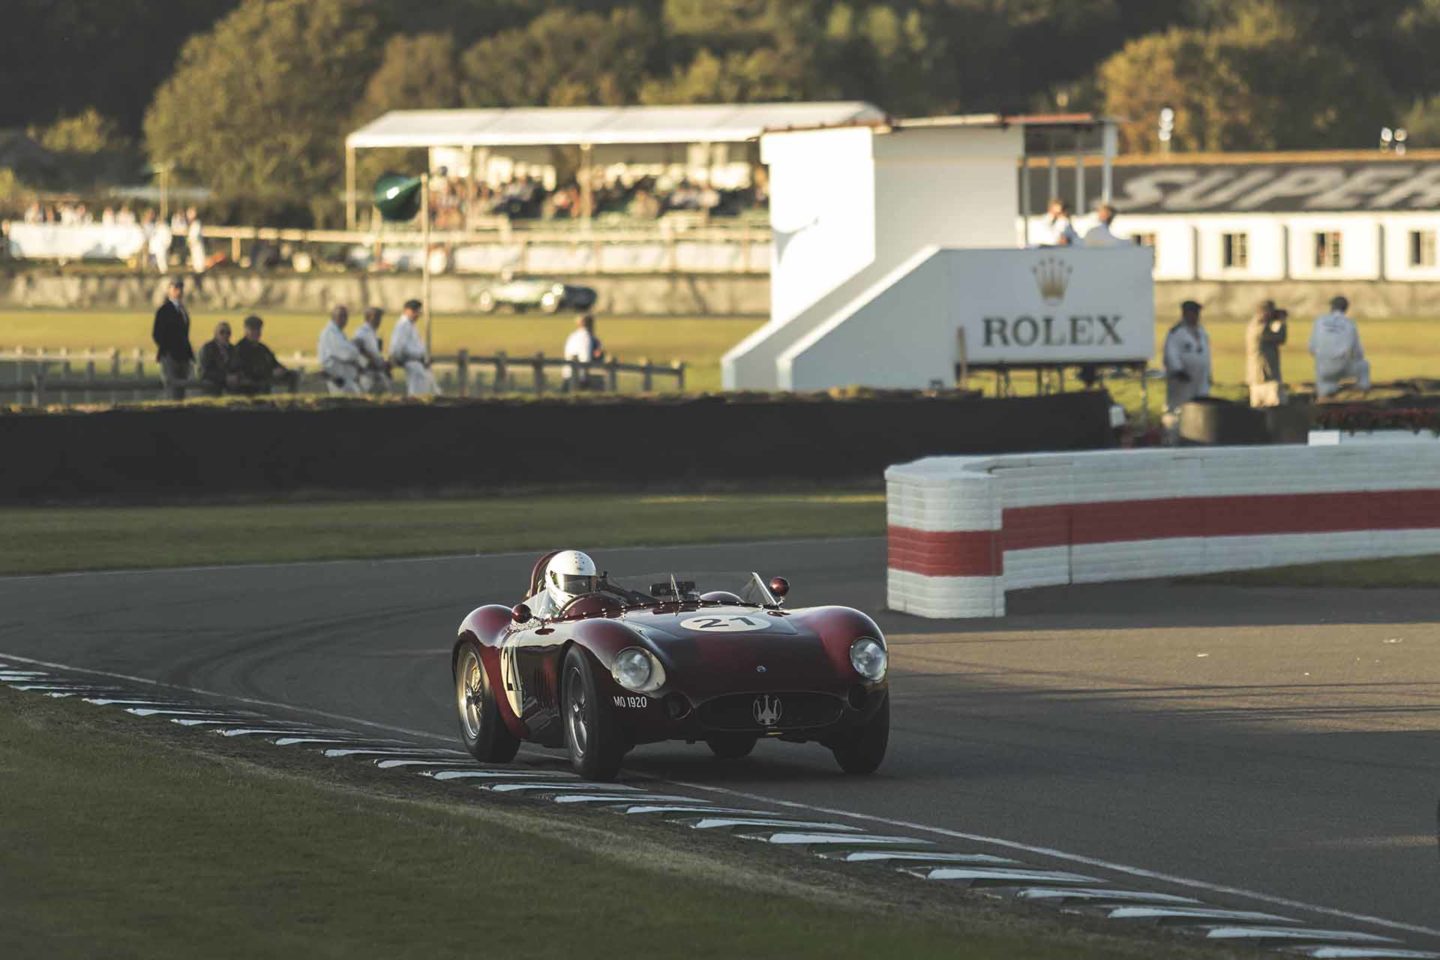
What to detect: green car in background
<box><xmin>473</xmin><ymin>276</ymin><xmax>598</xmax><ymax>314</ymax></box>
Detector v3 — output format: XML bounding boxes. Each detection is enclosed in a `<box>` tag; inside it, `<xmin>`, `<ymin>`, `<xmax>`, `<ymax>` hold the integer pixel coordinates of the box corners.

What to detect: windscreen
<box><xmin>596</xmin><ymin>572</ymin><xmax>777</xmax><ymax>607</ymax></box>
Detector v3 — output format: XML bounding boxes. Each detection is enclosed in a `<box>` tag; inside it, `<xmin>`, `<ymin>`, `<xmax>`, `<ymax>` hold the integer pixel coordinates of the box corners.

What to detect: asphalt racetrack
<box><xmin>4</xmin><ymin>537</ymin><xmax>1438</xmax><ymax>948</ymax></box>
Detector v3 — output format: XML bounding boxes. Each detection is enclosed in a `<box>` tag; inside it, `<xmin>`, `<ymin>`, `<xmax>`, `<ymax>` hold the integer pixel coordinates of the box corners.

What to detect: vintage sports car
<box><xmin>452</xmin><ymin>553</ymin><xmax>890</xmax><ymax>780</ymax></box>
<box><xmin>473</xmin><ymin>277</ymin><xmax>598</xmax><ymax>314</ymax></box>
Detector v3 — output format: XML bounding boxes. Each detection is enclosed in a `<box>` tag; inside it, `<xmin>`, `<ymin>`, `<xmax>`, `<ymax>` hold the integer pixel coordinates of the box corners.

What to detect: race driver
<box><xmin>524</xmin><ymin>550</ymin><xmax>599</xmax><ymax>618</ymax></box>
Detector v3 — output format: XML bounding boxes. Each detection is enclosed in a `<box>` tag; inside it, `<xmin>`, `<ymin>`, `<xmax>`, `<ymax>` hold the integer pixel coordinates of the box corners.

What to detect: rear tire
<box><xmin>476</xmin><ymin>290</ymin><xmax>497</xmax><ymax>313</ymax></box>
<box><xmin>456</xmin><ymin>641</ymin><xmax>520</xmax><ymax>763</ymax></box>
<box><xmin>562</xmin><ymin>647</ymin><xmax>624</xmax><ymax>781</ymax></box>
<box><xmin>705</xmin><ymin>734</ymin><xmax>758</xmax><ymax>759</ymax></box>
<box><xmin>830</xmin><ymin>695</ymin><xmax>888</xmax><ymax>775</ymax></box>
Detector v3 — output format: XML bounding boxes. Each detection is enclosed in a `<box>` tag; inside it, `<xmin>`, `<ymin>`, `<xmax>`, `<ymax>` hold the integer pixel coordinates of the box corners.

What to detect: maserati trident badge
<box><xmin>752</xmin><ymin>694</ymin><xmax>783</xmax><ymax>727</ymax></box>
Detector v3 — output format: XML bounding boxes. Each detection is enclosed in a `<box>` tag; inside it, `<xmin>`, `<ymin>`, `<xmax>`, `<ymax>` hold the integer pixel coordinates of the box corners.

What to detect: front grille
<box><xmin>697</xmin><ymin>692</ymin><xmax>843</xmax><ymax>732</ymax></box>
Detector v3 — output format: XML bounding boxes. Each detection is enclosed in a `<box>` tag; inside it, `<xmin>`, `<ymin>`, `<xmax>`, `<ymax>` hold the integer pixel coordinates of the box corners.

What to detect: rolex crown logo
<box><xmin>1033</xmin><ymin>257</ymin><xmax>1072</xmax><ymax>305</ymax></box>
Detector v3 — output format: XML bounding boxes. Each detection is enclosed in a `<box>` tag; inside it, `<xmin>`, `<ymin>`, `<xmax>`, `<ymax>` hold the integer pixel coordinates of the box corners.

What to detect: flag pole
<box><xmin>422</xmin><ymin>172</ymin><xmax>433</xmax><ymax>358</ymax></box>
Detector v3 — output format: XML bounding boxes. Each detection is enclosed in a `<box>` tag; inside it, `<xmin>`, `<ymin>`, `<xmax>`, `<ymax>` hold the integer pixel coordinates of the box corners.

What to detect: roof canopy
<box><xmin>346</xmin><ymin>102</ymin><xmax>886</xmax><ymax>150</ymax></box>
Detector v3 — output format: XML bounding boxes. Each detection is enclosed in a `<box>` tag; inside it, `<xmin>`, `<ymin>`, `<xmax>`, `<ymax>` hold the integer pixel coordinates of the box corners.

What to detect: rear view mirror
<box><xmin>768</xmin><ymin>577</ymin><xmax>790</xmax><ymax>601</ymax></box>
<box><xmin>511</xmin><ymin>604</ymin><xmax>533</xmax><ymax>624</ymax></box>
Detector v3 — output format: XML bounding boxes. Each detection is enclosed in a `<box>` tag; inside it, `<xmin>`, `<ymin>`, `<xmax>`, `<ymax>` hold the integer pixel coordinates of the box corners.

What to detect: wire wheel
<box><xmin>564</xmin><ymin>664</ymin><xmax>589</xmax><ymax>756</ymax></box>
<box><xmin>561</xmin><ymin>647</ymin><xmax>623</xmax><ymax>780</ymax></box>
<box><xmin>458</xmin><ymin>648</ymin><xmax>484</xmax><ymax>741</ymax></box>
<box><xmin>453</xmin><ymin>639</ymin><xmax>519</xmax><ymax>764</ymax></box>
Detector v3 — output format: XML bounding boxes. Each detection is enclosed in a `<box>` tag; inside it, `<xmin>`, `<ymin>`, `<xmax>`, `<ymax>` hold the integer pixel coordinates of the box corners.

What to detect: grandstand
<box><xmin>342</xmin><ymin>102</ymin><xmax>885</xmax><ymax>229</ymax></box>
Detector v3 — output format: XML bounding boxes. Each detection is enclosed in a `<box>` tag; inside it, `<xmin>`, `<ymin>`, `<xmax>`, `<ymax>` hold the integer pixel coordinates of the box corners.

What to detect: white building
<box><xmin>725</xmin><ymin>115</ymin><xmax>1155</xmax><ymax>391</ymax></box>
<box><xmin>1025</xmin><ymin>151</ymin><xmax>1440</xmax><ymax>283</ymax></box>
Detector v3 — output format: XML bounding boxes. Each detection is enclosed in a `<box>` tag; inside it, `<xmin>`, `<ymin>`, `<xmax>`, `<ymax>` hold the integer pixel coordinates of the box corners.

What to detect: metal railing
<box><xmin>3</xmin><ymin>347</ymin><xmax>686</xmax><ymax>406</ymax></box>
<box><xmin>203</xmin><ymin>218</ymin><xmax>769</xmax><ymax>275</ymax></box>
<box><xmin>3</xmin><ymin>215</ymin><xmax>772</xmax><ymax>275</ymax></box>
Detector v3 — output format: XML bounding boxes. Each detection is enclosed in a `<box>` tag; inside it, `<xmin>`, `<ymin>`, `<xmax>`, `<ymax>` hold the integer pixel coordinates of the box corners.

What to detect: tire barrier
<box><xmin>0</xmin><ymin>390</ymin><xmax>1115</xmax><ymax>502</ymax></box>
<box><xmin>886</xmin><ymin>441</ymin><xmax>1440</xmax><ymax>618</ymax></box>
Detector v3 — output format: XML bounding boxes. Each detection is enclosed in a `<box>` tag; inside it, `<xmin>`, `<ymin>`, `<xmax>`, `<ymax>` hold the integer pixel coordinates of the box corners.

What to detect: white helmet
<box><xmin>545</xmin><ymin>550</ymin><xmax>597</xmax><ymax>609</ymax></box>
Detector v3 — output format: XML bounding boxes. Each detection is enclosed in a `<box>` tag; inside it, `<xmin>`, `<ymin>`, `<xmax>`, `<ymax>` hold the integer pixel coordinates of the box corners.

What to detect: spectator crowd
<box><xmin>149</xmin><ymin>281</ymin><xmax>618</xmax><ymax>403</ymax></box>
<box><xmin>427</xmin><ymin>168</ymin><xmax>764</xmax><ymax>228</ymax></box>
<box><xmin>25</xmin><ymin>201</ymin><xmax>209</xmax><ymax>273</ymax></box>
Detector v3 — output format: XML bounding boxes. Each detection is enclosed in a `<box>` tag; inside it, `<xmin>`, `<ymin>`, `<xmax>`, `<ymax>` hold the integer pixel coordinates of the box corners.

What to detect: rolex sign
<box><xmin>958</xmin><ymin>245</ymin><xmax>1154</xmax><ymax>366</ymax></box>
<box><xmin>777</xmin><ymin>244</ymin><xmax>1155</xmax><ymax>391</ymax></box>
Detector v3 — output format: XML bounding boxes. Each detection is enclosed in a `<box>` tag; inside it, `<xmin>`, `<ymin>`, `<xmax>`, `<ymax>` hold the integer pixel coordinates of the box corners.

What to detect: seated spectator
<box><xmin>231</xmin><ymin>315</ymin><xmax>292</xmax><ymax>395</ymax></box>
<box><xmin>319</xmin><ymin>304</ymin><xmax>364</xmax><ymax>394</ymax></box>
<box><xmin>197</xmin><ymin>321</ymin><xmax>237</xmax><ymax>396</ymax></box>
<box><xmin>353</xmin><ymin>306</ymin><xmax>390</xmax><ymax>394</ymax></box>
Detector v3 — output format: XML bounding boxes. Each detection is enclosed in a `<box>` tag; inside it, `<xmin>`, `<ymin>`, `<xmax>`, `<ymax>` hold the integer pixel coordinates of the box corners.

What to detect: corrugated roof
<box><xmin>346</xmin><ymin>102</ymin><xmax>886</xmax><ymax>149</ymax></box>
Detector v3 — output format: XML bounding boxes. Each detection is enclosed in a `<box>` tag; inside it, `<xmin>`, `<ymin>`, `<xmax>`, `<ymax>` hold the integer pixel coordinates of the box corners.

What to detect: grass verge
<box><xmin>0</xmin><ymin>686</ymin><xmax>1233</xmax><ymax>960</ymax></box>
<box><xmin>0</xmin><ymin>491</ymin><xmax>885</xmax><ymax>575</ymax></box>
<box><xmin>1183</xmin><ymin>554</ymin><xmax>1440</xmax><ymax>588</ymax></box>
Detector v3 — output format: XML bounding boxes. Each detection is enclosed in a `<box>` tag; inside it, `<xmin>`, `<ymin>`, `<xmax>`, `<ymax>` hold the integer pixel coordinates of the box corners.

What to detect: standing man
<box><xmin>1245</xmin><ymin>300</ymin><xmax>1288</xmax><ymax>408</ymax></box>
<box><xmin>151</xmin><ymin>277</ymin><xmax>194</xmax><ymax>400</ymax></box>
<box><xmin>186</xmin><ymin>206</ymin><xmax>206</xmax><ymax>274</ymax></box>
<box><xmin>1084</xmin><ymin>204</ymin><xmax>1125</xmax><ymax>247</ymax></box>
<box><xmin>196</xmin><ymin>321</ymin><xmax>236</xmax><ymax>396</ymax></box>
<box><xmin>388</xmin><ymin>299</ymin><xmax>437</xmax><ymax>397</ymax></box>
<box><xmin>232</xmin><ymin>315</ymin><xmax>292</xmax><ymax>395</ymax></box>
<box><xmin>148</xmin><ymin>214</ymin><xmax>173</xmax><ymax>274</ymax></box>
<box><xmin>354</xmin><ymin>306</ymin><xmax>390</xmax><ymax>394</ymax></box>
<box><xmin>563</xmin><ymin>313</ymin><xmax>604</xmax><ymax>391</ymax></box>
<box><xmin>1309</xmin><ymin>296</ymin><xmax>1370</xmax><ymax>398</ymax></box>
<box><xmin>1039</xmin><ymin>198</ymin><xmax>1080</xmax><ymax>247</ymax></box>
<box><xmin>317</xmin><ymin>304</ymin><xmax>363</xmax><ymax>394</ymax></box>
<box><xmin>1163</xmin><ymin>300</ymin><xmax>1211</xmax><ymax>412</ymax></box>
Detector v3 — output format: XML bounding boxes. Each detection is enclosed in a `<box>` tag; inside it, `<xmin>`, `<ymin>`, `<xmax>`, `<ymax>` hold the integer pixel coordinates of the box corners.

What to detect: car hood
<box><xmin>616</xmin><ymin>605</ymin><xmax>836</xmax><ymax>692</ymax></box>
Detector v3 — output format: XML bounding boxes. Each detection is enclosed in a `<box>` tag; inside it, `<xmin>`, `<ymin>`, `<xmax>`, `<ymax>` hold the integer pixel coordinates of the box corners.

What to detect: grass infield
<box><xmin>2</xmin><ymin>308</ymin><xmax>1435</xmax><ymax>405</ymax></box>
<box><xmin>5</xmin><ymin>685</ymin><xmax>1188</xmax><ymax>960</ymax></box>
<box><xmin>0</xmin><ymin>311</ymin><xmax>764</xmax><ymax>394</ymax></box>
<box><xmin>0</xmin><ymin>492</ymin><xmax>886</xmax><ymax>575</ymax></box>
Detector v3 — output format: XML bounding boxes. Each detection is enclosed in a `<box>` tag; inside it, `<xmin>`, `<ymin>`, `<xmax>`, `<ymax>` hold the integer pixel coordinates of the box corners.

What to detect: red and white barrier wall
<box><xmin>886</xmin><ymin>444</ymin><xmax>1440</xmax><ymax>618</ymax></box>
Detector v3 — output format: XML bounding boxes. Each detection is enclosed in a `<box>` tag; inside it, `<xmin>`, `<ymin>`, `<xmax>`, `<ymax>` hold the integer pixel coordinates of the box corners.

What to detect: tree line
<box><xmin>8</xmin><ymin>0</ymin><xmax>1440</xmax><ymax>224</ymax></box>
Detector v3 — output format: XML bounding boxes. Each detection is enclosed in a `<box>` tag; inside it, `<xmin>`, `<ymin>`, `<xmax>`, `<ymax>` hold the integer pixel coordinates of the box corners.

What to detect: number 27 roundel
<box><xmin>679</xmin><ymin>615</ymin><xmax>767</xmax><ymax>633</ymax></box>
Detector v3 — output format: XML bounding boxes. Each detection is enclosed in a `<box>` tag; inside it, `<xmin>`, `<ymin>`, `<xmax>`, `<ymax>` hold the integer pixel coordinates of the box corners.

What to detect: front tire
<box><xmin>562</xmin><ymin>647</ymin><xmax>624</xmax><ymax>780</ymax></box>
<box><xmin>705</xmin><ymin>734</ymin><xmax>757</xmax><ymax>759</ymax></box>
<box><xmin>476</xmin><ymin>290</ymin><xmax>497</xmax><ymax>313</ymax></box>
<box><xmin>455</xmin><ymin>641</ymin><xmax>520</xmax><ymax>764</ymax></box>
<box><xmin>830</xmin><ymin>695</ymin><xmax>888</xmax><ymax>775</ymax></box>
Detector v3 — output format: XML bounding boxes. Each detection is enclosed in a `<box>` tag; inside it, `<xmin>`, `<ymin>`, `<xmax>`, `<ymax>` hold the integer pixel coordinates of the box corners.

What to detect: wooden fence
<box><xmin>2</xmin><ymin>347</ymin><xmax>685</xmax><ymax>406</ymax></box>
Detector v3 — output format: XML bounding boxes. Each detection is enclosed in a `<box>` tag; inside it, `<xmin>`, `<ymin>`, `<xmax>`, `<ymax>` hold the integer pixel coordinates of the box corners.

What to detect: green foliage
<box><xmin>459</xmin><ymin>8</ymin><xmax>662</xmax><ymax>107</ymax></box>
<box><xmin>104</xmin><ymin>0</ymin><xmax>1440</xmax><ymax>222</ymax></box>
<box><xmin>0</xmin><ymin>0</ymin><xmax>239</xmax><ymax>134</ymax></box>
<box><xmin>0</xmin><ymin>168</ymin><xmax>22</xmax><ymax>218</ymax></box>
<box><xmin>31</xmin><ymin>109</ymin><xmax>128</xmax><ymax>154</ymax></box>
<box><xmin>355</xmin><ymin>33</ymin><xmax>461</xmax><ymax>123</ymax></box>
<box><xmin>1403</xmin><ymin>94</ymin><xmax>1440</xmax><ymax>147</ymax></box>
<box><xmin>1101</xmin><ymin>5</ymin><xmax>1397</xmax><ymax>152</ymax></box>
<box><xmin>144</xmin><ymin>0</ymin><xmax>383</xmax><ymax>227</ymax></box>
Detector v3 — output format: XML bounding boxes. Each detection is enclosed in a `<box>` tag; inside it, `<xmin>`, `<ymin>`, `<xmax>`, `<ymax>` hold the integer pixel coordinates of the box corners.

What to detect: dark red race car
<box><xmin>451</xmin><ymin>553</ymin><xmax>890</xmax><ymax>780</ymax></box>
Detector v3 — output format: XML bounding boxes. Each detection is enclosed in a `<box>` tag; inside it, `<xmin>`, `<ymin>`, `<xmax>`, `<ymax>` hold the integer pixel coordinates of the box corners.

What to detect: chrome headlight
<box><xmin>849</xmin><ymin>637</ymin><xmax>887</xmax><ymax>681</ymax></box>
<box><xmin>612</xmin><ymin>647</ymin><xmax>665</xmax><ymax>693</ymax></box>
